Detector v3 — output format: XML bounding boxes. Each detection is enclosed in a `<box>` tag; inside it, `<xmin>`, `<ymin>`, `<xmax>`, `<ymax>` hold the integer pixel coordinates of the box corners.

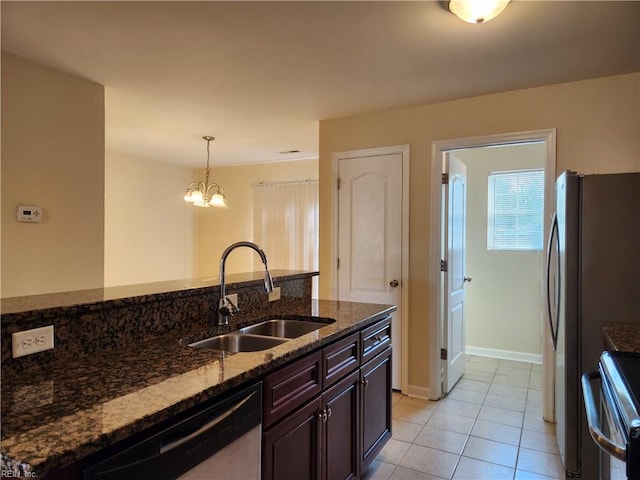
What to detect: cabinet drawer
<box><xmin>361</xmin><ymin>317</ymin><xmax>392</xmax><ymax>364</ymax></box>
<box><xmin>263</xmin><ymin>351</ymin><xmax>323</xmax><ymax>428</ymax></box>
<box><xmin>323</xmin><ymin>332</ymin><xmax>360</xmax><ymax>387</ymax></box>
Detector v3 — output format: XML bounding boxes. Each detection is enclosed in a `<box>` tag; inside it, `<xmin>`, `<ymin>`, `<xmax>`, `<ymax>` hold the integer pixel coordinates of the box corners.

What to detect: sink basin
<box><xmin>188</xmin><ymin>333</ymin><xmax>287</xmax><ymax>352</ymax></box>
<box><xmin>240</xmin><ymin>318</ymin><xmax>335</xmax><ymax>339</ymax></box>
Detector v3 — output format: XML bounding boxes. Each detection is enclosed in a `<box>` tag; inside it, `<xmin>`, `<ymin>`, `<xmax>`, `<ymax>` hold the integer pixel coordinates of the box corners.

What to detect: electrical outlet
<box><xmin>12</xmin><ymin>325</ymin><xmax>54</xmax><ymax>358</ymax></box>
<box><xmin>268</xmin><ymin>286</ymin><xmax>281</xmax><ymax>302</ymax></box>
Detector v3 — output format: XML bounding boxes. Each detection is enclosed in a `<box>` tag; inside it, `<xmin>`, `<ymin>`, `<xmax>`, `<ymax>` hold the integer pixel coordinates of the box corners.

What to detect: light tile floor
<box><xmin>363</xmin><ymin>355</ymin><xmax>563</xmax><ymax>480</ymax></box>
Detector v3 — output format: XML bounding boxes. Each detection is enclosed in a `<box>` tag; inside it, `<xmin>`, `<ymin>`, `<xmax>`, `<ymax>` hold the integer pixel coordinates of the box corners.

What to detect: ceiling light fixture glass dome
<box><xmin>449</xmin><ymin>0</ymin><xmax>510</xmax><ymax>24</ymax></box>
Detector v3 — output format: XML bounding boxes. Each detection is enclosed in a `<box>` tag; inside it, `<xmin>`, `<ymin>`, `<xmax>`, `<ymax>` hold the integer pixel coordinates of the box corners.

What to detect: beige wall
<box><xmin>195</xmin><ymin>159</ymin><xmax>318</xmax><ymax>278</ymax></box>
<box><xmin>104</xmin><ymin>150</ymin><xmax>197</xmax><ymax>286</ymax></box>
<box><xmin>1</xmin><ymin>52</ymin><xmax>105</xmax><ymax>297</ymax></box>
<box><xmin>0</xmin><ymin>53</ymin><xmax>318</xmax><ymax>295</ymax></box>
<box><xmin>319</xmin><ymin>73</ymin><xmax>640</xmax><ymax>390</ymax></box>
<box><xmin>454</xmin><ymin>143</ymin><xmax>545</xmax><ymax>358</ymax></box>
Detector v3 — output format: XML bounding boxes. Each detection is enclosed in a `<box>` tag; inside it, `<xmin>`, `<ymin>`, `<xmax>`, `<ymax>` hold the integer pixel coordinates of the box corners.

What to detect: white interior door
<box><xmin>338</xmin><ymin>153</ymin><xmax>403</xmax><ymax>390</ymax></box>
<box><xmin>443</xmin><ymin>155</ymin><xmax>468</xmax><ymax>393</ymax></box>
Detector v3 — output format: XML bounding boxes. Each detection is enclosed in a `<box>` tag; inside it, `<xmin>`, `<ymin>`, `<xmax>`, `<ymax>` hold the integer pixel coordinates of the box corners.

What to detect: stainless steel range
<box><xmin>582</xmin><ymin>351</ymin><xmax>640</xmax><ymax>480</ymax></box>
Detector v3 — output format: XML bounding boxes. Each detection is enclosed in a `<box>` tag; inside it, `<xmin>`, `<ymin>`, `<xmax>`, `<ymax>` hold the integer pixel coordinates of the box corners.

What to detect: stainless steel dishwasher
<box><xmin>84</xmin><ymin>383</ymin><xmax>261</xmax><ymax>480</ymax></box>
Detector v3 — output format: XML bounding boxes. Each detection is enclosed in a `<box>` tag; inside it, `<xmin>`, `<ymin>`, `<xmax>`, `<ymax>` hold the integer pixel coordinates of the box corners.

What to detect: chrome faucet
<box><xmin>218</xmin><ymin>241</ymin><xmax>275</xmax><ymax>326</ymax></box>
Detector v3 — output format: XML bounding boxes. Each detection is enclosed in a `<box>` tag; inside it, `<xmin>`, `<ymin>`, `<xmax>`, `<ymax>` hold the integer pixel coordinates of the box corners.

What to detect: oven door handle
<box><xmin>581</xmin><ymin>371</ymin><xmax>627</xmax><ymax>462</ymax></box>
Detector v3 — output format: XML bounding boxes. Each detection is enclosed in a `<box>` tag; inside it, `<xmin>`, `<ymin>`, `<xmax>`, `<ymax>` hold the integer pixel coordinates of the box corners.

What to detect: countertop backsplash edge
<box><xmin>1</xmin><ymin>271</ymin><xmax>316</xmax><ymax>370</ymax></box>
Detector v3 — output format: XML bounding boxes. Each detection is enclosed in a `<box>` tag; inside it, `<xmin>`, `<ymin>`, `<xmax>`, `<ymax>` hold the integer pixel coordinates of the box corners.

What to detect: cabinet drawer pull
<box><xmin>327</xmin><ymin>407</ymin><xmax>332</xmax><ymax>418</ymax></box>
<box><xmin>361</xmin><ymin>379</ymin><xmax>369</xmax><ymax>387</ymax></box>
<box><xmin>318</xmin><ymin>409</ymin><xmax>328</xmax><ymax>422</ymax></box>
<box><xmin>374</xmin><ymin>335</ymin><xmax>383</xmax><ymax>343</ymax></box>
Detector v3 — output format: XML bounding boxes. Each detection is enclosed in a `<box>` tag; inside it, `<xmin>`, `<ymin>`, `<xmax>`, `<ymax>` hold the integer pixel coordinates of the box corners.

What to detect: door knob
<box><xmin>389</xmin><ymin>279</ymin><xmax>399</xmax><ymax>288</ymax></box>
<box><xmin>463</xmin><ymin>277</ymin><xmax>472</xmax><ymax>283</ymax></box>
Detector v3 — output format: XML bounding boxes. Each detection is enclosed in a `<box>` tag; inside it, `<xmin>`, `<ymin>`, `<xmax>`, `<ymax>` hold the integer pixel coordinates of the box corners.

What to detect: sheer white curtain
<box><xmin>253</xmin><ymin>180</ymin><xmax>319</xmax><ymax>294</ymax></box>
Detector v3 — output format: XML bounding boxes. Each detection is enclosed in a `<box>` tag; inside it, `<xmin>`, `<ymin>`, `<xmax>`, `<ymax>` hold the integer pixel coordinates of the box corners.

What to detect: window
<box><xmin>253</xmin><ymin>179</ymin><xmax>319</xmax><ymax>296</ymax></box>
<box><xmin>487</xmin><ymin>169</ymin><xmax>544</xmax><ymax>251</ymax></box>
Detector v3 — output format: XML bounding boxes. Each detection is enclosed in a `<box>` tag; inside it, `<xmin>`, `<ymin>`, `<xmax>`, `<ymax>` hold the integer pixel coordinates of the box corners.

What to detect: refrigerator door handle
<box><xmin>546</xmin><ymin>212</ymin><xmax>560</xmax><ymax>351</ymax></box>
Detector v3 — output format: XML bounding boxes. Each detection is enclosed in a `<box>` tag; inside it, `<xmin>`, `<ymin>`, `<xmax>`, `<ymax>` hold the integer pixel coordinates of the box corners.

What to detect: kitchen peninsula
<box><xmin>1</xmin><ymin>271</ymin><xmax>395</xmax><ymax>479</ymax></box>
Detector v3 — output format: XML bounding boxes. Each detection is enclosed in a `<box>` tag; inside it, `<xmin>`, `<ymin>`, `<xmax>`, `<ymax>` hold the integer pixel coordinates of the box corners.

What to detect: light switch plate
<box><xmin>219</xmin><ymin>293</ymin><xmax>238</xmax><ymax>309</ymax></box>
<box><xmin>268</xmin><ymin>287</ymin><xmax>281</xmax><ymax>302</ymax></box>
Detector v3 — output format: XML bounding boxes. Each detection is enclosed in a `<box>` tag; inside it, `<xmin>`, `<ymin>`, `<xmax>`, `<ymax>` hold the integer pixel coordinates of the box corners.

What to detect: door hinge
<box><xmin>337</xmin><ymin>177</ymin><xmax>341</xmax><ymax>190</ymax></box>
<box><xmin>442</xmin><ymin>173</ymin><xmax>449</xmax><ymax>184</ymax></box>
<box><xmin>441</xmin><ymin>348</ymin><xmax>448</xmax><ymax>360</ymax></box>
<box><xmin>441</xmin><ymin>259</ymin><xmax>448</xmax><ymax>272</ymax></box>
<box><xmin>337</xmin><ymin>257</ymin><xmax>340</xmax><ymax>270</ymax></box>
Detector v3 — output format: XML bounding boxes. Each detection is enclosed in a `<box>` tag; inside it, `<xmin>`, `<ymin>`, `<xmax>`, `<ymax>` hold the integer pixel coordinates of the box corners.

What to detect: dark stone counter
<box><xmin>1</xmin><ymin>272</ymin><xmax>395</xmax><ymax>478</ymax></box>
<box><xmin>1</xmin><ymin>270</ymin><xmax>314</xmax><ymax>316</ymax></box>
<box><xmin>1</xmin><ymin>270</ymin><xmax>315</xmax><ymax>370</ymax></box>
<box><xmin>602</xmin><ymin>321</ymin><xmax>640</xmax><ymax>353</ymax></box>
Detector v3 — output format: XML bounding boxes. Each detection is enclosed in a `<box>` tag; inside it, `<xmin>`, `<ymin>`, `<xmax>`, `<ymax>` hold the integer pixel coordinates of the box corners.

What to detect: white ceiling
<box><xmin>2</xmin><ymin>1</ymin><xmax>639</xmax><ymax>167</ymax></box>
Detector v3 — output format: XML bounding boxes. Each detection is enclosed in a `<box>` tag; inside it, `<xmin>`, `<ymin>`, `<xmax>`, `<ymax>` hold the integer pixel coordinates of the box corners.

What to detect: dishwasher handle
<box><xmin>84</xmin><ymin>383</ymin><xmax>262</xmax><ymax>480</ymax></box>
<box><xmin>160</xmin><ymin>391</ymin><xmax>256</xmax><ymax>454</ymax></box>
<box><xmin>581</xmin><ymin>371</ymin><xmax>627</xmax><ymax>462</ymax></box>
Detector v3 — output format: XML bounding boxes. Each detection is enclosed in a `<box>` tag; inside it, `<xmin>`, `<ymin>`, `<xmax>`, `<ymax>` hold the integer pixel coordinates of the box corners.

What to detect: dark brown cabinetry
<box><xmin>263</xmin><ymin>350</ymin><xmax>323</xmax><ymax>428</ymax></box>
<box><xmin>361</xmin><ymin>318</ymin><xmax>392</xmax><ymax>364</ymax></box>
<box><xmin>263</xmin><ymin>396</ymin><xmax>323</xmax><ymax>480</ymax></box>
<box><xmin>262</xmin><ymin>316</ymin><xmax>392</xmax><ymax>480</ymax></box>
<box><xmin>323</xmin><ymin>370</ymin><xmax>360</xmax><ymax>480</ymax></box>
<box><xmin>360</xmin><ymin>347</ymin><xmax>392</xmax><ymax>466</ymax></box>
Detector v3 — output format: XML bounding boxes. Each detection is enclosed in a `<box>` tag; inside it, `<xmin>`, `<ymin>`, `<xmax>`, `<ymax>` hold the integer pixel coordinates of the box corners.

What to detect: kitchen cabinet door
<box><xmin>360</xmin><ymin>347</ymin><xmax>392</xmax><ymax>468</ymax></box>
<box><xmin>323</xmin><ymin>370</ymin><xmax>360</xmax><ymax>480</ymax></box>
<box><xmin>262</xmin><ymin>396</ymin><xmax>323</xmax><ymax>480</ymax></box>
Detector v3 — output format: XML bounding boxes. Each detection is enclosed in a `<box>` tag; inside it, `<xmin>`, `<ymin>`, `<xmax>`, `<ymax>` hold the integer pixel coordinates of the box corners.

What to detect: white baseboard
<box><xmin>405</xmin><ymin>384</ymin><xmax>430</xmax><ymax>399</ymax></box>
<box><xmin>465</xmin><ymin>345</ymin><xmax>542</xmax><ymax>365</ymax></box>
<box><xmin>403</xmin><ymin>348</ymin><xmax>541</xmax><ymax>402</ymax></box>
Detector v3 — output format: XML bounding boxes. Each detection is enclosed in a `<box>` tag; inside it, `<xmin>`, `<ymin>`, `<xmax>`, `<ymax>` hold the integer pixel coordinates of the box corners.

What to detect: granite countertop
<box><xmin>0</xmin><ymin>270</ymin><xmax>312</xmax><ymax>316</ymax></box>
<box><xmin>602</xmin><ymin>321</ymin><xmax>640</xmax><ymax>353</ymax></box>
<box><xmin>1</xmin><ymin>298</ymin><xmax>395</xmax><ymax>477</ymax></box>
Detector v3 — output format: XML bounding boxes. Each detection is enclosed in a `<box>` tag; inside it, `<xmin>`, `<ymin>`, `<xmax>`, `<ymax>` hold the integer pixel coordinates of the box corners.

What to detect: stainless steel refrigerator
<box><xmin>548</xmin><ymin>171</ymin><xmax>640</xmax><ymax>479</ymax></box>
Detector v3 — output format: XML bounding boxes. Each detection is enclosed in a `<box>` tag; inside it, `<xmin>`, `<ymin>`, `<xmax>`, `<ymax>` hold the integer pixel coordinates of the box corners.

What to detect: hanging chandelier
<box><xmin>184</xmin><ymin>136</ymin><xmax>228</xmax><ymax>208</ymax></box>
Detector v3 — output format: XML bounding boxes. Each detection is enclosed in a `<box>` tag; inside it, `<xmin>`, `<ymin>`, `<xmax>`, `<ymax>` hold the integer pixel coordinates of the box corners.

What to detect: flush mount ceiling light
<box><xmin>449</xmin><ymin>0</ymin><xmax>510</xmax><ymax>24</ymax></box>
<box><xmin>184</xmin><ymin>136</ymin><xmax>228</xmax><ymax>208</ymax></box>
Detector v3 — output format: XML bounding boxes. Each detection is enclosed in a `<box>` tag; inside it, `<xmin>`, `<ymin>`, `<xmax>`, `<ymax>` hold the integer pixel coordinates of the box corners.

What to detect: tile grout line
<box><xmin>454</xmin><ymin>359</ymin><xmax>532</xmax><ymax>478</ymax></box>
<box><xmin>376</xmin><ymin>358</ymin><xmax>558</xmax><ymax>480</ymax></box>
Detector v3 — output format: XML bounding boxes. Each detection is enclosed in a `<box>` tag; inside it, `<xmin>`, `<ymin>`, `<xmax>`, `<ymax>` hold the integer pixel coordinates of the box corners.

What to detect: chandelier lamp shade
<box><xmin>448</xmin><ymin>0</ymin><xmax>510</xmax><ymax>24</ymax></box>
<box><xmin>184</xmin><ymin>136</ymin><xmax>228</xmax><ymax>208</ymax></box>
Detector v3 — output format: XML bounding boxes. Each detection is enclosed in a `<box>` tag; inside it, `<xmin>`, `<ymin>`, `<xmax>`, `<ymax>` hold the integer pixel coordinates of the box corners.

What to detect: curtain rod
<box><xmin>252</xmin><ymin>179</ymin><xmax>319</xmax><ymax>187</ymax></box>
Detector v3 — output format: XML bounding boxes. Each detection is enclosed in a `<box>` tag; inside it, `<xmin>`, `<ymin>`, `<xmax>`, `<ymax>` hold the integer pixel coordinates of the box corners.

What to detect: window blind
<box><xmin>487</xmin><ymin>169</ymin><xmax>544</xmax><ymax>251</ymax></box>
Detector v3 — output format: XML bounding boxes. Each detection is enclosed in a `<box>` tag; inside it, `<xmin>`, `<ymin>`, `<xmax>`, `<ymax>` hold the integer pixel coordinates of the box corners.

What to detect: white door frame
<box><xmin>332</xmin><ymin>145</ymin><xmax>410</xmax><ymax>394</ymax></box>
<box><xmin>428</xmin><ymin>130</ymin><xmax>556</xmax><ymax>417</ymax></box>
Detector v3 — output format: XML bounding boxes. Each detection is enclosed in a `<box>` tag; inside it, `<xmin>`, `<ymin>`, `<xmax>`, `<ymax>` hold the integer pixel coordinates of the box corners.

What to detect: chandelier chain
<box><xmin>205</xmin><ymin>137</ymin><xmax>212</xmax><ymax>185</ymax></box>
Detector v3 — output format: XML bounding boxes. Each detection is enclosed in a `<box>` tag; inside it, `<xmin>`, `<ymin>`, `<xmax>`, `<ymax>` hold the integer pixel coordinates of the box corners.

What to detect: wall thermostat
<box><xmin>17</xmin><ymin>205</ymin><xmax>42</xmax><ymax>223</ymax></box>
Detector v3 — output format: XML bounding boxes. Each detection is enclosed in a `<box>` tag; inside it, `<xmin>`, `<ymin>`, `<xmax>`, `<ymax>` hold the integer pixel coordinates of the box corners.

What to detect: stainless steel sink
<box><xmin>185</xmin><ymin>317</ymin><xmax>335</xmax><ymax>352</ymax></box>
<box><xmin>188</xmin><ymin>333</ymin><xmax>287</xmax><ymax>352</ymax></box>
<box><xmin>240</xmin><ymin>318</ymin><xmax>335</xmax><ymax>339</ymax></box>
